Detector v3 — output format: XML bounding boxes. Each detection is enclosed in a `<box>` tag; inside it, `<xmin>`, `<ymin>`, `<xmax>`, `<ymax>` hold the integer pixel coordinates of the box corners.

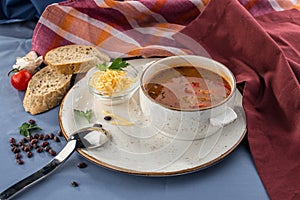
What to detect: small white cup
<box><xmin>139</xmin><ymin>55</ymin><xmax>237</xmax><ymax>140</ymax></box>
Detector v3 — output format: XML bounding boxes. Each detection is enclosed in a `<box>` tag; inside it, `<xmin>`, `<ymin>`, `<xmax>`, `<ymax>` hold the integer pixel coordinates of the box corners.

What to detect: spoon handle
<box><xmin>0</xmin><ymin>139</ymin><xmax>77</xmax><ymax>200</ymax></box>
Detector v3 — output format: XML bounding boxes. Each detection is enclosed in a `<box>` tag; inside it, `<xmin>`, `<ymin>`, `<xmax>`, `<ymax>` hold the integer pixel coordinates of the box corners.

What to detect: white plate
<box><xmin>59</xmin><ymin>58</ymin><xmax>247</xmax><ymax>176</ymax></box>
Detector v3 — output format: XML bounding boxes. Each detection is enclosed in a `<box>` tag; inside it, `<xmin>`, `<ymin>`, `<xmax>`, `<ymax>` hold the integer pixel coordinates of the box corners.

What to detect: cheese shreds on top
<box><xmin>89</xmin><ymin>69</ymin><xmax>135</xmax><ymax>96</ymax></box>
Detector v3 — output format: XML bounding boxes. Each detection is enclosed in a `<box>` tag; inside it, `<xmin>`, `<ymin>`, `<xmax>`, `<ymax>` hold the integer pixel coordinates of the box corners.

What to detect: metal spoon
<box><xmin>0</xmin><ymin>126</ymin><xmax>110</xmax><ymax>200</ymax></box>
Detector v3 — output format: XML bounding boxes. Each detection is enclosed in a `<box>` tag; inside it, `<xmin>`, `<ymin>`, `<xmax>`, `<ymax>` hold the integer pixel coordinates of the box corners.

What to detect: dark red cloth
<box><xmin>175</xmin><ymin>0</ymin><xmax>300</xmax><ymax>199</ymax></box>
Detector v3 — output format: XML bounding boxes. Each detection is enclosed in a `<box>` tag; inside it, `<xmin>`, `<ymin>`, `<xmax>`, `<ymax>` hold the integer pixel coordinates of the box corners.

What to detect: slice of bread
<box><xmin>23</xmin><ymin>65</ymin><xmax>72</xmax><ymax>115</ymax></box>
<box><xmin>44</xmin><ymin>45</ymin><xmax>110</xmax><ymax>74</ymax></box>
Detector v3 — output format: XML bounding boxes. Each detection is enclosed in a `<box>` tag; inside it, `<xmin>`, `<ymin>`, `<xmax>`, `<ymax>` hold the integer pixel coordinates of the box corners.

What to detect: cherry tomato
<box><xmin>10</xmin><ymin>70</ymin><xmax>32</xmax><ymax>91</ymax></box>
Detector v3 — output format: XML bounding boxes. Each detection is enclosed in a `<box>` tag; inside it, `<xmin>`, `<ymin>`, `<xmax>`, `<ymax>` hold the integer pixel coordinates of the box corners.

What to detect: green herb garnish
<box><xmin>96</xmin><ymin>58</ymin><xmax>129</xmax><ymax>72</ymax></box>
<box><xmin>19</xmin><ymin>122</ymin><xmax>42</xmax><ymax>137</ymax></box>
<box><xmin>74</xmin><ymin>109</ymin><xmax>93</xmax><ymax>123</ymax></box>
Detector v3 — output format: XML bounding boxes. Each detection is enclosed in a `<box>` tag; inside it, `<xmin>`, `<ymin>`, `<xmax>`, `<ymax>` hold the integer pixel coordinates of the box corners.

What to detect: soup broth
<box><xmin>144</xmin><ymin>66</ymin><xmax>231</xmax><ymax>110</ymax></box>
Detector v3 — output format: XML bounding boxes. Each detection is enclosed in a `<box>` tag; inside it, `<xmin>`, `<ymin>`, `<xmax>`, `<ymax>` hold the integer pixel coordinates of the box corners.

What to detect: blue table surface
<box><xmin>0</xmin><ymin>21</ymin><xmax>269</xmax><ymax>200</ymax></box>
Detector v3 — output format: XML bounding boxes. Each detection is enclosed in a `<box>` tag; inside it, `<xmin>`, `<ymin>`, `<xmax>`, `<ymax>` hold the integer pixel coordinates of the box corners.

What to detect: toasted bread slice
<box><xmin>23</xmin><ymin>66</ymin><xmax>72</xmax><ymax>115</ymax></box>
<box><xmin>44</xmin><ymin>45</ymin><xmax>110</xmax><ymax>74</ymax></box>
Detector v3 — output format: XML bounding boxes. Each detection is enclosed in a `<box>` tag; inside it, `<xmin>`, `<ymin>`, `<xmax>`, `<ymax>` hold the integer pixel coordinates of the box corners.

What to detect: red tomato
<box><xmin>10</xmin><ymin>70</ymin><xmax>32</xmax><ymax>91</ymax></box>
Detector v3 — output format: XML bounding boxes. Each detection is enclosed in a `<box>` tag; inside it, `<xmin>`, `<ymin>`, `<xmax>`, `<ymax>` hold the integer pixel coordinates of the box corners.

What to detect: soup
<box><xmin>144</xmin><ymin>66</ymin><xmax>231</xmax><ymax>110</ymax></box>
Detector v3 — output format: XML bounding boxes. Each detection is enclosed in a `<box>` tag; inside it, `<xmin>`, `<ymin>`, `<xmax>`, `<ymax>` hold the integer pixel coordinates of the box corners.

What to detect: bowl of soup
<box><xmin>139</xmin><ymin>55</ymin><xmax>237</xmax><ymax>140</ymax></box>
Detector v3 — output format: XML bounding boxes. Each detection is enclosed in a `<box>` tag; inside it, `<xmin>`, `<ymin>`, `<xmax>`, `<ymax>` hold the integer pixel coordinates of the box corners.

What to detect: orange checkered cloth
<box><xmin>31</xmin><ymin>1</ymin><xmax>300</xmax><ymax>200</ymax></box>
<box><xmin>32</xmin><ymin>0</ymin><xmax>300</xmax><ymax>58</ymax></box>
<box><xmin>32</xmin><ymin>0</ymin><xmax>203</xmax><ymax>57</ymax></box>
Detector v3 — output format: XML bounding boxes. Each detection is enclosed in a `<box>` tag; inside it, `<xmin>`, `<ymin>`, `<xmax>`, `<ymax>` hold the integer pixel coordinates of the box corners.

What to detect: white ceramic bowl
<box><xmin>139</xmin><ymin>55</ymin><xmax>237</xmax><ymax>140</ymax></box>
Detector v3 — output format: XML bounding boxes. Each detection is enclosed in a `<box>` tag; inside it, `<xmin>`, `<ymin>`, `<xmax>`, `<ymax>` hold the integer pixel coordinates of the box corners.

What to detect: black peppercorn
<box><xmin>41</xmin><ymin>141</ymin><xmax>49</xmax><ymax>147</ymax></box>
<box><xmin>27</xmin><ymin>151</ymin><xmax>33</xmax><ymax>158</ymax></box>
<box><xmin>71</xmin><ymin>181</ymin><xmax>79</xmax><ymax>187</ymax></box>
<box><xmin>15</xmin><ymin>153</ymin><xmax>21</xmax><ymax>159</ymax></box>
<box><xmin>33</xmin><ymin>133</ymin><xmax>39</xmax><ymax>139</ymax></box>
<box><xmin>36</xmin><ymin>147</ymin><xmax>43</xmax><ymax>153</ymax></box>
<box><xmin>28</xmin><ymin>119</ymin><xmax>36</xmax><ymax>124</ymax></box>
<box><xmin>12</xmin><ymin>147</ymin><xmax>20</xmax><ymax>153</ymax></box>
<box><xmin>22</xmin><ymin>137</ymin><xmax>28</xmax><ymax>143</ymax></box>
<box><xmin>49</xmin><ymin>133</ymin><xmax>55</xmax><ymax>139</ymax></box>
<box><xmin>16</xmin><ymin>159</ymin><xmax>24</xmax><ymax>165</ymax></box>
<box><xmin>30</xmin><ymin>139</ymin><xmax>38</xmax><ymax>145</ymax></box>
<box><xmin>44</xmin><ymin>146</ymin><xmax>51</xmax><ymax>152</ymax></box>
<box><xmin>57</xmin><ymin>130</ymin><xmax>63</xmax><ymax>137</ymax></box>
<box><xmin>9</xmin><ymin>138</ymin><xmax>16</xmax><ymax>143</ymax></box>
<box><xmin>49</xmin><ymin>149</ymin><xmax>56</xmax><ymax>156</ymax></box>
<box><xmin>77</xmin><ymin>162</ymin><xmax>87</xmax><ymax>168</ymax></box>
<box><xmin>54</xmin><ymin>136</ymin><xmax>60</xmax><ymax>142</ymax></box>
<box><xmin>44</xmin><ymin>134</ymin><xmax>50</xmax><ymax>140</ymax></box>
<box><xmin>104</xmin><ymin>116</ymin><xmax>112</xmax><ymax>121</ymax></box>
<box><xmin>39</xmin><ymin>134</ymin><xmax>44</xmax><ymax>140</ymax></box>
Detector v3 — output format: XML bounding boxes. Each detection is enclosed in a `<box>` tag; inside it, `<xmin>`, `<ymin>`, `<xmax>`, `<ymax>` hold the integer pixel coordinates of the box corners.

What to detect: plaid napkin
<box><xmin>32</xmin><ymin>0</ymin><xmax>205</xmax><ymax>57</ymax></box>
<box><xmin>32</xmin><ymin>0</ymin><xmax>300</xmax><ymax>57</ymax></box>
<box><xmin>31</xmin><ymin>0</ymin><xmax>300</xmax><ymax>199</ymax></box>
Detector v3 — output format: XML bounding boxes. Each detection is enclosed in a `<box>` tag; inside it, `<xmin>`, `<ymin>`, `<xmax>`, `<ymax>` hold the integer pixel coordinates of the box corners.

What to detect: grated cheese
<box><xmin>89</xmin><ymin>69</ymin><xmax>135</xmax><ymax>96</ymax></box>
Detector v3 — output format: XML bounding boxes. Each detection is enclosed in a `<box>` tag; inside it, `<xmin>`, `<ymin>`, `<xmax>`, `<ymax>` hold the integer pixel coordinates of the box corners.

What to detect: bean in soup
<box><xmin>144</xmin><ymin>66</ymin><xmax>231</xmax><ymax>110</ymax></box>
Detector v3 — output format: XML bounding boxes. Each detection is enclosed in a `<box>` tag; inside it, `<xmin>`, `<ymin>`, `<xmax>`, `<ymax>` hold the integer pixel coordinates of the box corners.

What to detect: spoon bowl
<box><xmin>70</xmin><ymin>126</ymin><xmax>110</xmax><ymax>149</ymax></box>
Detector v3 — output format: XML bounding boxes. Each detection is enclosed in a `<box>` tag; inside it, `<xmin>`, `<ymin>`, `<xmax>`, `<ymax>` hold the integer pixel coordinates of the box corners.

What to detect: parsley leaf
<box><xmin>96</xmin><ymin>58</ymin><xmax>129</xmax><ymax>71</ymax></box>
<box><xmin>108</xmin><ymin>58</ymin><xmax>129</xmax><ymax>70</ymax></box>
<box><xmin>74</xmin><ymin>109</ymin><xmax>93</xmax><ymax>123</ymax></box>
<box><xmin>19</xmin><ymin>122</ymin><xmax>42</xmax><ymax>137</ymax></box>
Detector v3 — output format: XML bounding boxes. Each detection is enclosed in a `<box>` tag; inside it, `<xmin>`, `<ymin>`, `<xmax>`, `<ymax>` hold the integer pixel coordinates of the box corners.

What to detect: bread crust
<box><xmin>23</xmin><ymin>66</ymin><xmax>72</xmax><ymax>115</ymax></box>
<box><xmin>44</xmin><ymin>45</ymin><xmax>110</xmax><ymax>74</ymax></box>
